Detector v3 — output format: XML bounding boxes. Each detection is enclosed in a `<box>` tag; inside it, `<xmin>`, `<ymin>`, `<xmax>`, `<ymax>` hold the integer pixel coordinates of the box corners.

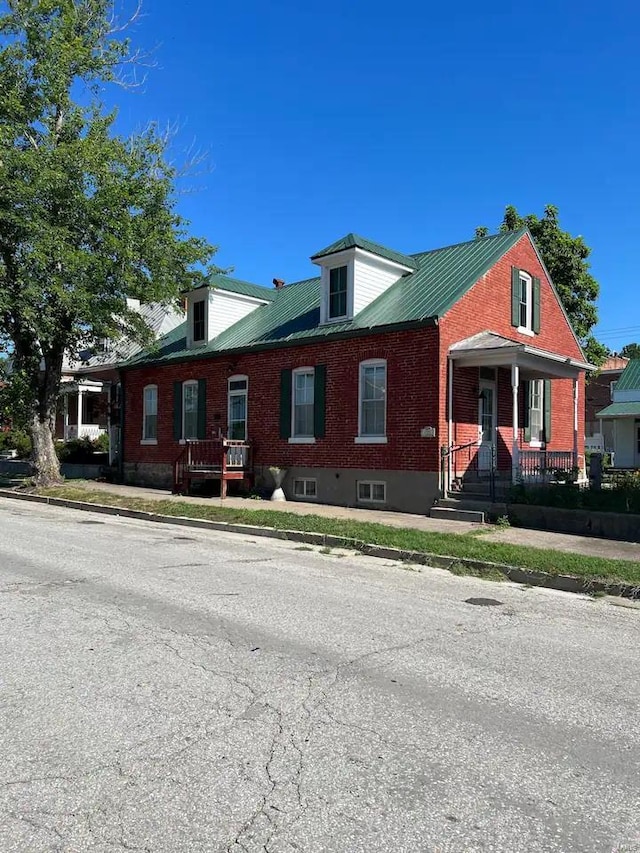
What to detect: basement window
<box><xmin>357</xmin><ymin>481</ymin><xmax>386</xmax><ymax>503</ymax></box>
<box><xmin>293</xmin><ymin>478</ymin><xmax>317</xmax><ymax>499</ymax></box>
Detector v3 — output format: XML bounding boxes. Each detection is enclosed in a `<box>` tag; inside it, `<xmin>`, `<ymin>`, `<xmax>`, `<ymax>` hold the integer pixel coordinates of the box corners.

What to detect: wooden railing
<box><xmin>173</xmin><ymin>438</ymin><xmax>252</xmax><ymax>496</ymax></box>
<box><xmin>519</xmin><ymin>450</ymin><xmax>577</xmax><ymax>482</ymax></box>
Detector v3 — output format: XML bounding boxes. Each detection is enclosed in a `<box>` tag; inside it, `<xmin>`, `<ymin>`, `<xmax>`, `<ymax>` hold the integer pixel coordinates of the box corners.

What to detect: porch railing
<box><xmin>64</xmin><ymin>424</ymin><xmax>107</xmax><ymax>442</ymax></box>
<box><xmin>173</xmin><ymin>438</ymin><xmax>252</xmax><ymax>495</ymax></box>
<box><xmin>519</xmin><ymin>450</ymin><xmax>577</xmax><ymax>482</ymax></box>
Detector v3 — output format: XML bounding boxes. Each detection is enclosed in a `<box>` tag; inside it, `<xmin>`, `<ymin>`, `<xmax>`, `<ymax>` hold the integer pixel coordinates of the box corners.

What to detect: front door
<box><xmin>478</xmin><ymin>382</ymin><xmax>496</xmax><ymax>471</ymax></box>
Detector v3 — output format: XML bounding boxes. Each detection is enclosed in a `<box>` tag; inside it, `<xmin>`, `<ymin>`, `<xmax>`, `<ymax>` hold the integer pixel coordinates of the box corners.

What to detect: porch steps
<box><xmin>429</xmin><ymin>495</ymin><xmax>509</xmax><ymax>525</ymax></box>
<box><xmin>429</xmin><ymin>505</ymin><xmax>486</xmax><ymax>524</ymax></box>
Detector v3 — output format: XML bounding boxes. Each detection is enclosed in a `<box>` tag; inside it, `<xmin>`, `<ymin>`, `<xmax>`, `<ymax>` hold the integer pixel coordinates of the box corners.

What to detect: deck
<box><xmin>173</xmin><ymin>438</ymin><xmax>252</xmax><ymax>498</ymax></box>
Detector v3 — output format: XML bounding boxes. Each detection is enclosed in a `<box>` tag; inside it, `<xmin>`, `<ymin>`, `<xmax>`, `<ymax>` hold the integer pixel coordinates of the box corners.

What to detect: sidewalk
<box><xmin>73</xmin><ymin>480</ymin><xmax>640</xmax><ymax>564</ymax></box>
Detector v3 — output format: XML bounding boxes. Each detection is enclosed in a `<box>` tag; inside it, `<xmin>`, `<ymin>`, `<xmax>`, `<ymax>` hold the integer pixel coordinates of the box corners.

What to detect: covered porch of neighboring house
<box><xmin>442</xmin><ymin>332</ymin><xmax>590</xmax><ymax>499</ymax></box>
<box><xmin>594</xmin><ymin>403</ymin><xmax>640</xmax><ymax>469</ymax></box>
<box><xmin>57</xmin><ymin>380</ymin><xmax>110</xmax><ymax>444</ymax></box>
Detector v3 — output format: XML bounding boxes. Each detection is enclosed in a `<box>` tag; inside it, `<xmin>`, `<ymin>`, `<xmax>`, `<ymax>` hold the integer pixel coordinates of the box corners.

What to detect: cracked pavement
<box><xmin>0</xmin><ymin>499</ymin><xmax>639</xmax><ymax>852</ymax></box>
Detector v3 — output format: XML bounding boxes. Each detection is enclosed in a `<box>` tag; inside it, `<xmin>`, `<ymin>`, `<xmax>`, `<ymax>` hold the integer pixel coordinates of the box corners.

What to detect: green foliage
<box><xmin>0</xmin><ymin>1</ymin><xmax>216</xmax><ymax>481</ymax></box>
<box><xmin>620</xmin><ymin>343</ymin><xmax>640</xmax><ymax>360</ymax></box>
<box><xmin>56</xmin><ymin>436</ymin><xmax>107</xmax><ymax>463</ymax></box>
<box><xmin>480</xmin><ymin>205</ymin><xmax>607</xmax><ymax>367</ymax></box>
<box><xmin>509</xmin><ymin>480</ymin><xmax>640</xmax><ymax>514</ymax></box>
<box><xmin>0</xmin><ymin>428</ymin><xmax>32</xmax><ymax>458</ymax></box>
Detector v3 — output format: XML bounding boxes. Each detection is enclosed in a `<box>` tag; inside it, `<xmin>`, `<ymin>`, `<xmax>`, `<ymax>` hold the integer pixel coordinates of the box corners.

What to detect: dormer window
<box><xmin>329</xmin><ymin>266</ymin><xmax>348</xmax><ymax>320</ymax></box>
<box><xmin>192</xmin><ymin>300</ymin><xmax>206</xmax><ymax>342</ymax></box>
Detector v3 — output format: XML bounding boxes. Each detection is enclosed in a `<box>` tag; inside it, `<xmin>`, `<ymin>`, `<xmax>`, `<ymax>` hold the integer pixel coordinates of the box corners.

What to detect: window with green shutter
<box><xmin>511</xmin><ymin>267</ymin><xmax>539</xmax><ymax>334</ymax></box>
<box><xmin>280</xmin><ymin>369</ymin><xmax>292</xmax><ymax>439</ymax></box>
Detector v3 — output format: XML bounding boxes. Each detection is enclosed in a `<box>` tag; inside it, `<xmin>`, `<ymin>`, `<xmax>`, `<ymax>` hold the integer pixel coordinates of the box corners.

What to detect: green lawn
<box><xmin>29</xmin><ymin>484</ymin><xmax>640</xmax><ymax>589</ymax></box>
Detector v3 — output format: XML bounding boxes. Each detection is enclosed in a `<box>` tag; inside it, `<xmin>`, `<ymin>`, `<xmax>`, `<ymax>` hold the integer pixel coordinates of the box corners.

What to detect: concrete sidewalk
<box><xmin>62</xmin><ymin>480</ymin><xmax>640</xmax><ymax>564</ymax></box>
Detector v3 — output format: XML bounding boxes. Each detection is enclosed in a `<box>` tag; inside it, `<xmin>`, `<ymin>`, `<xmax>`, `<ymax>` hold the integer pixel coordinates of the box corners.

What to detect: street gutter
<box><xmin>1</xmin><ymin>489</ymin><xmax>638</xmax><ymax>601</ymax></box>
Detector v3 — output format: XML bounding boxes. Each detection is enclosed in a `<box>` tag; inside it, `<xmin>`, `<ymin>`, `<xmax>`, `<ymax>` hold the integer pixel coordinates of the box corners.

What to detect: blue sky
<box><xmin>112</xmin><ymin>0</ymin><xmax>639</xmax><ymax>351</ymax></box>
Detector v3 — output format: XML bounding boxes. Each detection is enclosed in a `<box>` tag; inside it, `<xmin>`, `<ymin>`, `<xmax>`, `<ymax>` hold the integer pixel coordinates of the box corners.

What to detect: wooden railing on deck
<box><xmin>173</xmin><ymin>438</ymin><xmax>252</xmax><ymax>496</ymax></box>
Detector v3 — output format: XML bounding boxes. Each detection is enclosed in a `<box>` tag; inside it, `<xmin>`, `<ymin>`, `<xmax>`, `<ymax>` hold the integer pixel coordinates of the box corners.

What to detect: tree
<box><xmin>620</xmin><ymin>343</ymin><xmax>640</xmax><ymax>361</ymax></box>
<box><xmin>476</xmin><ymin>205</ymin><xmax>608</xmax><ymax>367</ymax></box>
<box><xmin>0</xmin><ymin>1</ymin><xmax>215</xmax><ymax>484</ymax></box>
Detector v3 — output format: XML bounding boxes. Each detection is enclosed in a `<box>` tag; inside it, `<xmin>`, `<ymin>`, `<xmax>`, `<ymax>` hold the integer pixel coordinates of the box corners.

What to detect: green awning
<box><xmin>596</xmin><ymin>401</ymin><xmax>640</xmax><ymax>418</ymax></box>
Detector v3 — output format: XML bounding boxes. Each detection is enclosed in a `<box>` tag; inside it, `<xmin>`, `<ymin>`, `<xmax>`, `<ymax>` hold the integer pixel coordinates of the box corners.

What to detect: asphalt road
<box><xmin>0</xmin><ymin>499</ymin><xmax>638</xmax><ymax>853</ymax></box>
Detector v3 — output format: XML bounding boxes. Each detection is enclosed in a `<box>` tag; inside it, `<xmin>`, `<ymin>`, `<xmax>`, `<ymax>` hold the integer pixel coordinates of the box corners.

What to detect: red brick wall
<box><xmin>123</xmin><ymin>327</ymin><xmax>441</xmax><ymax>472</ymax></box>
<box><xmin>438</xmin><ymin>232</ymin><xmax>586</xmax><ymax>462</ymax></box>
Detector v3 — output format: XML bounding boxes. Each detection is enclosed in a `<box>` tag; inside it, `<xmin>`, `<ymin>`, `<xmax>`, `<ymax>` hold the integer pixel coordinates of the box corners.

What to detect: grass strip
<box><xmin>33</xmin><ymin>484</ymin><xmax>640</xmax><ymax>586</ymax></box>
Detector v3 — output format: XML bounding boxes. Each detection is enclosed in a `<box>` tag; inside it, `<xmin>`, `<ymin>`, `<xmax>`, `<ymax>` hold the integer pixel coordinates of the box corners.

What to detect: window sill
<box><xmin>517</xmin><ymin>326</ymin><xmax>535</xmax><ymax>337</ymax></box>
<box><xmin>528</xmin><ymin>440</ymin><xmax>544</xmax><ymax>448</ymax></box>
<box><xmin>321</xmin><ymin>315</ymin><xmax>351</xmax><ymax>325</ymax></box>
<box><xmin>288</xmin><ymin>436</ymin><xmax>316</xmax><ymax>444</ymax></box>
<box><xmin>140</xmin><ymin>439</ymin><xmax>158</xmax><ymax>446</ymax></box>
<box><xmin>354</xmin><ymin>436</ymin><xmax>388</xmax><ymax>444</ymax></box>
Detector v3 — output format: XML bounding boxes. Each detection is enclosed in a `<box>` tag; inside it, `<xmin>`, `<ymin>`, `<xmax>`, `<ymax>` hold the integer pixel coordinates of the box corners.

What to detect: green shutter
<box><xmin>511</xmin><ymin>267</ymin><xmax>520</xmax><ymax>327</ymax></box>
<box><xmin>280</xmin><ymin>369</ymin><xmax>292</xmax><ymax>439</ymax></box>
<box><xmin>197</xmin><ymin>379</ymin><xmax>207</xmax><ymax>439</ymax></box>
<box><xmin>173</xmin><ymin>382</ymin><xmax>182</xmax><ymax>441</ymax></box>
<box><xmin>532</xmin><ymin>276</ymin><xmax>541</xmax><ymax>334</ymax></box>
<box><xmin>523</xmin><ymin>380</ymin><xmax>531</xmax><ymax>443</ymax></box>
<box><xmin>544</xmin><ymin>380</ymin><xmax>552</xmax><ymax>443</ymax></box>
<box><xmin>314</xmin><ymin>365</ymin><xmax>326</xmax><ymax>439</ymax></box>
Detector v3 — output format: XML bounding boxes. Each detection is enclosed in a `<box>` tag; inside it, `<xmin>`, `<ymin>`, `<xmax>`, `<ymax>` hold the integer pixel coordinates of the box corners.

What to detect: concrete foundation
<box><xmin>255</xmin><ymin>465</ymin><xmax>439</xmax><ymax>515</ymax></box>
<box><xmin>123</xmin><ymin>462</ymin><xmax>173</xmax><ymax>490</ymax></box>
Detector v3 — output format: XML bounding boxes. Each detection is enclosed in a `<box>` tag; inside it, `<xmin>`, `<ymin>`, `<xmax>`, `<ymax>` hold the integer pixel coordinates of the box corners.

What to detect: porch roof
<box><xmin>449</xmin><ymin>331</ymin><xmax>593</xmax><ymax>379</ymax></box>
<box><xmin>596</xmin><ymin>401</ymin><xmax>640</xmax><ymax>418</ymax></box>
<box><xmin>59</xmin><ymin>379</ymin><xmax>106</xmax><ymax>394</ymax></box>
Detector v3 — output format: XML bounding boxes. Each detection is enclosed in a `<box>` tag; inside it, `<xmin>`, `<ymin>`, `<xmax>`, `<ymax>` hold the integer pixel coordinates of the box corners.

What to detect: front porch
<box><xmin>58</xmin><ymin>380</ymin><xmax>109</xmax><ymax>442</ymax></box>
<box><xmin>443</xmin><ymin>332</ymin><xmax>590</xmax><ymax>498</ymax></box>
<box><xmin>173</xmin><ymin>436</ymin><xmax>253</xmax><ymax>498</ymax></box>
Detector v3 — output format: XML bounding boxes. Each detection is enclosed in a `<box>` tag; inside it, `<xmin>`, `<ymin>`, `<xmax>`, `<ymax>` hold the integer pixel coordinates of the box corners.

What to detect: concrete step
<box><xmin>430</xmin><ymin>506</ymin><xmax>486</xmax><ymax>524</ymax></box>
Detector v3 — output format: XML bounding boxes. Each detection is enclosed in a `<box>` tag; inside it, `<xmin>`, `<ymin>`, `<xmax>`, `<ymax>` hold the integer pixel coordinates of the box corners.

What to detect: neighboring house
<box><xmin>121</xmin><ymin>228</ymin><xmax>591</xmax><ymax>514</ymax></box>
<box><xmin>57</xmin><ymin>299</ymin><xmax>183</xmax><ymax>462</ymax></box>
<box><xmin>585</xmin><ymin>355</ymin><xmax>629</xmax><ymax>453</ymax></box>
<box><xmin>596</xmin><ymin>360</ymin><xmax>640</xmax><ymax>468</ymax></box>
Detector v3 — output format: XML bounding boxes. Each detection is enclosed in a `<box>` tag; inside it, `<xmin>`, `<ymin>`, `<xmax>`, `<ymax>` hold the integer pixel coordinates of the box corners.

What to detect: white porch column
<box><xmin>77</xmin><ymin>387</ymin><xmax>84</xmax><ymax>438</ymax></box>
<box><xmin>573</xmin><ymin>377</ymin><xmax>579</xmax><ymax>467</ymax></box>
<box><xmin>63</xmin><ymin>394</ymin><xmax>69</xmax><ymax>441</ymax></box>
<box><xmin>511</xmin><ymin>364</ymin><xmax>520</xmax><ymax>484</ymax></box>
<box><xmin>447</xmin><ymin>357</ymin><xmax>453</xmax><ymax>492</ymax></box>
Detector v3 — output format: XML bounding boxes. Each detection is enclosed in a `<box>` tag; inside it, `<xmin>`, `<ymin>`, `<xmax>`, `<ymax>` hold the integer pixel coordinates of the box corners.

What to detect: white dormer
<box><xmin>311</xmin><ymin>233</ymin><xmax>417</xmax><ymax>324</ymax></box>
<box><xmin>185</xmin><ymin>276</ymin><xmax>273</xmax><ymax>348</ymax></box>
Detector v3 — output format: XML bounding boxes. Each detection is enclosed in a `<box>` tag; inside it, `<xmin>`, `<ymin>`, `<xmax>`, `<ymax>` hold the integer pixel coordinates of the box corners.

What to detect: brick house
<box><xmin>584</xmin><ymin>355</ymin><xmax>629</xmax><ymax>453</ymax></box>
<box><xmin>121</xmin><ymin>228</ymin><xmax>591</xmax><ymax>513</ymax></box>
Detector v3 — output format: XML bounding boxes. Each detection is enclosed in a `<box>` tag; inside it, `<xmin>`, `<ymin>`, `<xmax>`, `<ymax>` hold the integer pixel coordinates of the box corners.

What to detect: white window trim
<box><xmin>320</xmin><ymin>258</ymin><xmax>354</xmax><ymax>325</ymax></box>
<box><xmin>293</xmin><ymin>478</ymin><xmax>318</xmax><ymax>499</ymax></box>
<box><xmin>227</xmin><ymin>374</ymin><xmax>248</xmax><ymax>441</ymax></box>
<box><xmin>357</xmin><ymin>358</ymin><xmax>387</xmax><ymax>442</ymax></box>
<box><xmin>182</xmin><ymin>379</ymin><xmax>199</xmax><ymax>442</ymax></box>
<box><xmin>528</xmin><ymin>379</ymin><xmax>544</xmax><ymax>447</ymax></box>
<box><xmin>290</xmin><ymin>367</ymin><xmax>316</xmax><ymax>442</ymax></box>
<box><xmin>517</xmin><ymin>271</ymin><xmax>534</xmax><ymax>335</ymax></box>
<box><xmin>192</xmin><ymin>297</ymin><xmax>207</xmax><ymax>344</ymax></box>
<box><xmin>357</xmin><ymin>480</ymin><xmax>387</xmax><ymax>503</ymax></box>
<box><xmin>141</xmin><ymin>384</ymin><xmax>158</xmax><ymax>444</ymax></box>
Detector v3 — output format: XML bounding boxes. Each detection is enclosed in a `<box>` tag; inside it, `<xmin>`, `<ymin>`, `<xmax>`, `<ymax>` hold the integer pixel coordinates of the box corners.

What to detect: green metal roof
<box><xmin>200</xmin><ymin>273</ymin><xmax>275</xmax><ymax>302</ymax></box>
<box><xmin>614</xmin><ymin>359</ymin><xmax>640</xmax><ymax>392</ymax></box>
<box><xmin>126</xmin><ymin>229</ymin><xmax>526</xmax><ymax>367</ymax></box>
<box><xmin>596</xmin><ymin>401</ymin><xmax>640</xmax><ymax>418</ymax></box>
<box><xmin>310</xmin><ymin>233</ymin><xmax>419</xmax><ymax>270</ymax></box>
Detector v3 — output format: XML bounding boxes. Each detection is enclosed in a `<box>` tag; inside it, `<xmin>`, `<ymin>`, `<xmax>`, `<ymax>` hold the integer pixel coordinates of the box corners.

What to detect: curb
<box><xmin>1</xmin><ymin>489</ymin><xmax>638</xmax><ymax>601</ymax></box>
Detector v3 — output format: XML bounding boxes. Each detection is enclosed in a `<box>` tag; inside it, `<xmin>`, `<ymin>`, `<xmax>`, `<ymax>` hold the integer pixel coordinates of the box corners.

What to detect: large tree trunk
<box><xmin>29</xmin><ymin>350</ymin><xmax>64</xmax><ymax>487</ymax></box>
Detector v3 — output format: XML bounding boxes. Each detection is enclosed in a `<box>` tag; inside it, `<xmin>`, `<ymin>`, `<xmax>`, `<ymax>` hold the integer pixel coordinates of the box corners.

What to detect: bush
<box><xmin>56</xmin><ymin>436</ymin><xmax>109</xmax><ymax>464</ymax></box>
<box><xmin>0</xmin><ymin>429</ymin><xmax>32</xmax><ymax>458</ymax></box>
<box><xmin>509</xmin><ymin>480</ymin><xmax>640</xmax><ymax>514</ymax></box>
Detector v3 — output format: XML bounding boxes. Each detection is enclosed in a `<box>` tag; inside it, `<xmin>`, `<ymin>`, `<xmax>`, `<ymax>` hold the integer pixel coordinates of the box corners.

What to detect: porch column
<box><xmin>447</xmin><ymin>357</ymin><xmax>453</xmax><ymax>492</ymax></box>
<box><xmin>77</xmin><ymin>387</ymin><xmax>84</xmax><ymax>438</ymax></box>
<box><xmin>511</xmin><ymin>364</ymin><xmax>520</xmax><ymax>484</ymax></box>
<box><xmin>63</xmin><ymin>393</ymin><xmax>69</xmax><ymax>441</ymax></box>
<box><xmin>573</xmin><ymin>377</ymin><xmax>579</xmax><ymax>468</ymax></box>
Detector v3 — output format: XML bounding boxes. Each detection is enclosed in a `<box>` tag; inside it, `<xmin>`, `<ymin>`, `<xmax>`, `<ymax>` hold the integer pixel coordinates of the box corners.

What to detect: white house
<box><xmin>596</xmin><ymin>359</ymin><xmax>640</xmax><ymax>468</ymax></box>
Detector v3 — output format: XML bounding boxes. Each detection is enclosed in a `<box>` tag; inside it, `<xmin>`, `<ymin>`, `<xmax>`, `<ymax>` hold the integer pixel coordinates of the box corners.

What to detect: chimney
<box><xmin>273</xmin><ymin>278</ymin><xmax>285</xmax><ymax>290</ymax></box>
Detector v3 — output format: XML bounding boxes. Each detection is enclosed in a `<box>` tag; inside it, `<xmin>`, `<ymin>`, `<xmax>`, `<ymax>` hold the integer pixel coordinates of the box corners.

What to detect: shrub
<box><xmin>0</xmin><ymin>429</ymin><xmax>32</xmax><ymax>458</ymax></box>
<box><xmin>57</xmin><ymin>436</ymin><xmax>109</xmax><ymax>463</ymax></box>
<box><xmin>509</xmin><ymin>480</ymin><xmax>640</xmax><ymax>514</ymax></box>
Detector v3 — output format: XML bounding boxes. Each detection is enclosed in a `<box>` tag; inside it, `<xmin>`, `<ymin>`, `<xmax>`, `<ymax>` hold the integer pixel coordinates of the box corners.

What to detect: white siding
<box><xmin>352</xmin><ymin>252</ymin><xmax>403</xmax><ymax>315</ymax></box>
<box><xmin>613</xmin><ymin>418</ymin><xmax>635</xmax><ymax>467</ymax></box>
<box><xmin>208</xmin><ymin>290</ymin><xmax>266</xmax><ymax>339</ymax></box>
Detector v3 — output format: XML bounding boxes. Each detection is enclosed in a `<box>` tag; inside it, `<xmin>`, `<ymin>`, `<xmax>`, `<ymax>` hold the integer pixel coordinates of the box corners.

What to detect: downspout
<box><xmin>447</xmin><ymin>356</ymin><xmax>453</xmax><ymax>494</ymax></box>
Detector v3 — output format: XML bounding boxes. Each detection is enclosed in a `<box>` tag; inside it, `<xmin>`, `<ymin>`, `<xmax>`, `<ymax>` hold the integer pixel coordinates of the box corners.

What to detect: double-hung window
<box><xmin>528</xmin><ymin>379</ymin><xmax>544</xmax><ymax>445</ymax></box>
<box><xmin>519</xmin><ymin>272</ymin><xmax>530</xmax><ymax>330</ymax></box>
<box><xmin>292</xmin><ymin>369</ymin><xmax>315</xmax><ymax>439</ymax></box>
<box><xmin>512</xmin><ymin>267</ymin><xmax>540</xmax><ymax>334</ymax></box>
<box><xmin>142</xmin><ymin>385</ymin><xmax>158</xmax><ymax>442</ymax></box>
<box><xmin>357</xmin><ymin>360</ymin><xmax>387</xmax><ymax>442</ymax></box>
<box><xmin>328</xmin><ymin>266</ymin><xmax>348</xmax><ymax>320</ymax></box>
<box><xmin>228</xmin><ymin>376</ymin><xmax>248</xmax><ymax>440</ymax></box>
<box><xmin>192</xmin><ymin>300</ymin><xmax>206</xmax><ymax>343</ymax></box>
<box><xmin>182</xmin><ymin>381</ymin><xmax>199</xmax><ymax>440</ymax></box>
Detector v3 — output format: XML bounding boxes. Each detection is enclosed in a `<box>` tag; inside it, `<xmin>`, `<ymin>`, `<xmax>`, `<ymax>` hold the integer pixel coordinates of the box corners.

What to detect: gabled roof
<box><xmin>205</xmin><ymin>273</ymin><xmax>275</xmax><ymax>302</ymax></box>
<box><xmin>613</xmin><ymin>359</ymin><xmax>640</xmax><ymax>392</ymax></box>
<box><xmin>310</xmin><ymin>233</ymin><xmax>418</xmax><ymax>270</ymax></box>
<box><xmin>125</xmin><ymin>229</ymin><xmax>529</xmax><ymax>368</ymax></box>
